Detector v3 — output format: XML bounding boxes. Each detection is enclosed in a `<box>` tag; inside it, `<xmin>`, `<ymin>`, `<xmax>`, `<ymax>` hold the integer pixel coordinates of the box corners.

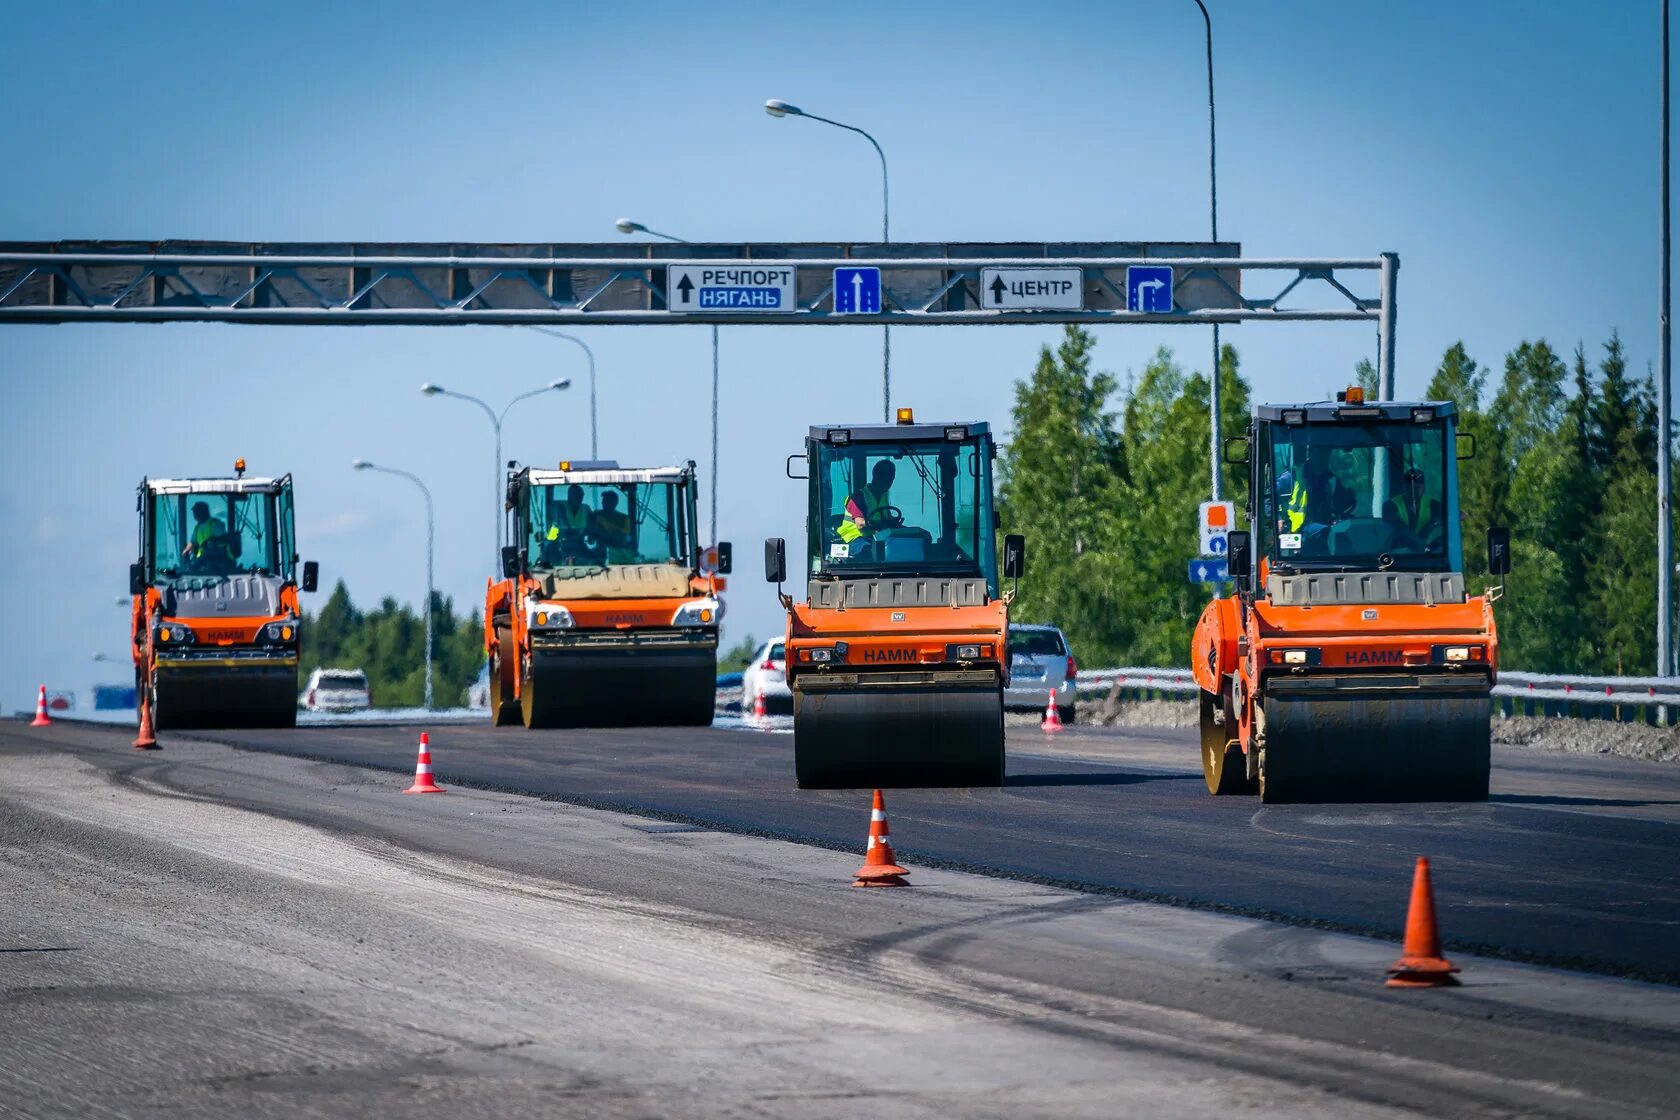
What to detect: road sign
<box><xmin>1127</xmin><ymin>265</ymin><xmax>1174</xmax><ymax>313</ymax></box>
<box><xmin>833</xmin><ymin>267</ymin><xmax>881</xmax><ymax>314</ymax></box>
<box><xmin>1188</xmin><ymin>558</ymin><xmax>1230</xmax><ymax>583</ymax></box>
<box><xmin>978</xmin><ymin>267</ymin><xmax>1084</xmax><ymax>311</ymax></box>
<box><xmin>666</xmin><ymin>264</ymin><xmax>797</xmax><ymax>313</ymax></box>
<box><xmin>1199</xmin><ymin>500</ymin><xmax>1235</xmax><ymax>555</ymax></box>
<box><xmin>45</xmin><ymin>689</ymin><xmax>75</xmax><ymax>712</ymax></box>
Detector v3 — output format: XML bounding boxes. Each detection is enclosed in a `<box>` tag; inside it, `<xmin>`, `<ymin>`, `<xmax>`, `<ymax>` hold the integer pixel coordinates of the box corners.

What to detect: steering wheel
<box><xmin>870</xmin><ymin>505</ymin><xmax>906</xmax><ymax>530</ymax></box>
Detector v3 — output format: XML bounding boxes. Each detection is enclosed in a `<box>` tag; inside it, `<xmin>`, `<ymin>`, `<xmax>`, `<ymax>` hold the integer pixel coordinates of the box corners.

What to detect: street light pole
<box><xmin>351</xmin><ymin>459</ymin><xmax>435</xmax><ymax>709</ymax></box>
<box><xmin>1661</xmin><ymin>0</ymin><xmax>1673</xmax><ymax>677</ymax></box>
<box><xmin>765</xmin><ymin>99</ymin><xmax>892</xmax><ymax>421</ymax></box>
<box><xmin>421</xmin><ymin>380</ymin><xmax>570</xmax><ymax>573</ymax></box>
<box><xmin>526</xmin><ymin>329</ymin><xmax>599</xmax><ymax>457</ymax></box>
<box><xmin>1192</xmin><ymin>1</ymin><xmax>1221</xmax><ymax>501</ymax></box>
<box><xmin>616</xmin><ymin>219</ymin><xmax>720</xmax><ymax>545</ymax></box>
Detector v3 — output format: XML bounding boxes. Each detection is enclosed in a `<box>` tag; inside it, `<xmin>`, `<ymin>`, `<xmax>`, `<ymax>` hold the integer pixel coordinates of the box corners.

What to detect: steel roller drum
<box><xmin>792</xmin><ymin>674</ymin><xmax>1005</xmax><ymax>789</ymax></box>
<box><xmin>152</xmin><ymin>664</ymin><xmax>298</xmax><ymax>730</ymax></box>
<box><xmin>1260</xmin><ymin>688</ymin><xmax>1491</xmax><ymax>804</ymax></box>
<box><xmin>521</xmin><ymin>648</ymin><xmax>717</xmax><ymax>729</ymax></box>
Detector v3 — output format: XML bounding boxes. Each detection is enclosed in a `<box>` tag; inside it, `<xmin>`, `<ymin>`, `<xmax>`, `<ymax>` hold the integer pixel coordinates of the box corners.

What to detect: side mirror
<box><xmin>1222</xmin><ymin>436</ymin><xmax>1250</xmax><ymax>465</ymax></box>
<box><xmin>1456</xmin><ymin>432</ymin><xmax>1477</xmax><ymax>460</ymax></box>
<box><xmin>501</xmin><ymin>545</ymin><xmax>523</xmax><ymax>579</ymax></box>
<box><xmin>764</xmin><ymin>537</ymin><xmax>787</xmax><ymax>584</ymax></box>
<box><xmin>785</xmin><ymin>454</ymin><xmax>808</xmax><ymax>480</ymax></box>
<box><xmin>1003</xmin><ymin>534</ymin><xmax>1026</xmax><ymax>579</ymax></box>
<box><xmin>301</xmin><ymin>561</ymin><xmax>319</xmax><ymax>593</ymax></box>
<box><xmin>1487</xmin><ymin>526</ymin><xmax>1511</xmax><ymax>576</ymax></box>
<box><xmin>129</xmin><ymin>562</ymin><xmax>146</xmax><ymax>597</ymax></box>
<box><xmin>715</xmin><ymin>541</ymin><xmax>733</xmax><ymax>575</ymax></box>
<box><xmin>1227</xmin><ymin>530</ymin><xmax>1252</xmax><ymax>579</ymax></box>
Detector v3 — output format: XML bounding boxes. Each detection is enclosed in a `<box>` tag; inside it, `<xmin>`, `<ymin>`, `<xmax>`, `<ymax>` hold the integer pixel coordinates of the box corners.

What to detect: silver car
<box><xmin>1004</xmin><ymin>624</ymin><xmax>1076</xmax><ymax>722</ymax></box>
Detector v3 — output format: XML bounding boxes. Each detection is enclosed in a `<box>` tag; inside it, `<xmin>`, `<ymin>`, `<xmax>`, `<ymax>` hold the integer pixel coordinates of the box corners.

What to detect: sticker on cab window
<box><xmin>1279</xmin><ymin>533</ymin><xmax>1303</xmax><ymax>551</ymax></box>
<box><xmin>829</xmin><ymin>542</ymin><xmax>849</xmax><ymax>559</ymax></box>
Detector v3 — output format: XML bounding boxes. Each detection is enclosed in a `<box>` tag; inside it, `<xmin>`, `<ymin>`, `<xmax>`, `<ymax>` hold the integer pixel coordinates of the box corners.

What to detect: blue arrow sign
<box><xmin>1188</xmin><ymin>558</ymin><xmax>1230</xmax><ymax>583</ymax></box>
<box><xmin>1127</xmin><ymin>265</ymin><xmax>1174</xmax><ymax>313</ymax></box>
<box><xmin>833</xmin><ymin>267</ymin><xmax>881</xmax><ymax>314</ymax></box>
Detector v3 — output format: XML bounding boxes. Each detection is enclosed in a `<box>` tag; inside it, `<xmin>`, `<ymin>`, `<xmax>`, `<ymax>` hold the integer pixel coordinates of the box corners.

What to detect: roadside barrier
<box><xmin>30</xmin><ymin>685</ymin><xmax>50</xmax><ymax>727</ymax></box>
<box><xmin>1040</xmin><ymin>691</ymin><xmax>1064</xmax><ymax>734</ymax></box>
<box><xmin>1386</xmin><ymin>856</ymin><xmax>1460</xmax><ymax>988</ymax></box>
<box><xmin>403</xmin><ymin>733</ymin><xmax>444</xmax><ymax>794</ymax></box>
<box><xmin>853</xmin><ymin>789</ymin><xmax>909</xmax><ymax>888</ymax></box>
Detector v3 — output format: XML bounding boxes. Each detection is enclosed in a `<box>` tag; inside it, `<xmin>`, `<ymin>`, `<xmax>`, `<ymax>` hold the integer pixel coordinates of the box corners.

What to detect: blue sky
<box><xmin>0</xmin><ymin>1</ymin><xmax>1667</xmax><ymax>707</ymax></box>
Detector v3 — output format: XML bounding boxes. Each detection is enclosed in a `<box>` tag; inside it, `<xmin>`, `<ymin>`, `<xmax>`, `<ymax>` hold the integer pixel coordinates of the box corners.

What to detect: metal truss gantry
<box><xmin>0</xmin><ymin>241</ymin><xmax>1399</xmax><ymax>395</ymax></box>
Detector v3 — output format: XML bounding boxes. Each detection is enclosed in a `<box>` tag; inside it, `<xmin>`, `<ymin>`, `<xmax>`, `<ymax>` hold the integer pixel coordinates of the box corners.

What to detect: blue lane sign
<box><xmin>833</xmin><ymin>267</ymin><xmax>881</xmax><ymax>314</ymax></box>
<box><xmin>1127</xmin><ymin>265</ymin><xmax>1174</xmax><ymax>313</ymax></box>
<box><xmin>1188</xmin><ymin>558</ymin><xmax>1230</xmax><ymax>583</ymax></box>
<box><xmin>666</xmin><ymin>264</ymin><xmax>797</xmax><ymax>314</ymax></box>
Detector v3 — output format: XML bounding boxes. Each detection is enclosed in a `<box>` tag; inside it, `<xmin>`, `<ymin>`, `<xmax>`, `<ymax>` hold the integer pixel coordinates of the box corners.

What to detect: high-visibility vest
<box><xmin>595</xmin><ymin>510</ymin><xmax>633</xmax><ymax>562</ymax></box>
<box><xmin>191</xmin><ymin>518</ymin><xmax>227</xmax><ymax>559</ymax></box>
<box><xmin>837</xmin><ymin>486</ymin><xmax>888</xmax><ymax>543</ymax></box>
<box><xmin>1385</xmin><ymin>493</ymin><xmax>1440</xmax><ymax>538</ymax></box>
<box><xmin>545</xmin><ymin>503</ymin><xmax>590</xmax><ymax>541</ymax></box>
<box><xmin>1286</xmin><ymin>480</ymin><xmax>1308</xmax><ymax>533</ymax></box>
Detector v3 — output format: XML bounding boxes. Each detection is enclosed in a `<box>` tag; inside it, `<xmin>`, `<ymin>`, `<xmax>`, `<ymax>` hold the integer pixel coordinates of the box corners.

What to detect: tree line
<box><xmin>301</xmin><ymin>581</ymin><xmax>486</xmax><ymax>708</ymax></box>
<box><xmin>998</xmin><ymin>326</ymin><xmax>1663</xmax><ymax>675</ymax></box>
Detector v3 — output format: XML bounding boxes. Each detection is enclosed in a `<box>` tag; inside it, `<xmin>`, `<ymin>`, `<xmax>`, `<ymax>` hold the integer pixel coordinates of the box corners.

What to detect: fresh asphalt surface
<box><xmin>149</xmin><ymin>712</ymin><xmax>1680</xmax><ymax>984</ymax></box>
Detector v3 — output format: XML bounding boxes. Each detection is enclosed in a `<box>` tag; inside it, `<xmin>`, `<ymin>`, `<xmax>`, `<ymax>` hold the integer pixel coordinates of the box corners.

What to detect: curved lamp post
<box><xmin>525</xmin><ymin>330</ymin><xmax>598</xmax><ymax>458</ymax></box>
<box><xmin>351</xmin><ymin>459</ymin><xmax>435</xmax><ymax>709</ymax></box>
<box><xmin>764</xmin><ymin>98</ymin><xmax>892</xmax><ymax>422</ymax></box>
<box><xmin>421</xmin><ymin>378</ymin><xmax>570</xmax><ymax>572</ymax></box>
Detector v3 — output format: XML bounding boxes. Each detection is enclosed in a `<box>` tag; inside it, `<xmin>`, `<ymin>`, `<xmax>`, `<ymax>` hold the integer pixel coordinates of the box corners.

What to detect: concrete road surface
<box><xmin>3</xmin><ymin>719</ymin><xmax>1679</xmax><ymax>1119</ymax></box>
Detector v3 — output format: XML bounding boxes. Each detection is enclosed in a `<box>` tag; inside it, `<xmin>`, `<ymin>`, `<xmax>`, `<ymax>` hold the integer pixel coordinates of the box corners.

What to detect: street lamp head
<box><xmin>764</xmin><ymin>99</ymin><xmax>802</xmax><ymax>118</ymax></box>
<box><xmin>351</xmin><ymin>459</ymin><xmax>372</xmax><ymax>470</ymax></box>
<box><xmin>615</xmin><ymin>218</ymin><xmax>646</xmax><ymax>234</ymax></box>
<box><xmin>550</xmin><ymin>378</ymin><xmax>572</xmax><ymax>391</ymax></box>
<box><xmin>420</xmin><ymin>382</ymin><xmax>443</xmax><ymax>395</ymax></box>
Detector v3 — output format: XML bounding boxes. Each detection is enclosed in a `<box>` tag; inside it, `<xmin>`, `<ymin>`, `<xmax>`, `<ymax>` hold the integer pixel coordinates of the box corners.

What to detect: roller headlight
<box><xmin>529</xmin><ymin>603</ymin><xmax>575</xmax><ymax>629</ymax></box>
<box><xmin>263</xmin><ymin>620</ymin><xmax>297</xmax><ymax>643</ymax></box>
<box><xmin>671</xmin><ymin>598</ymin><xmax>724</xmax><ymax>627</ymax></box>
<box><xmin>156</xmin><ymin>624</ymin><xmax>194</xmax><ymax>645</ymax></box>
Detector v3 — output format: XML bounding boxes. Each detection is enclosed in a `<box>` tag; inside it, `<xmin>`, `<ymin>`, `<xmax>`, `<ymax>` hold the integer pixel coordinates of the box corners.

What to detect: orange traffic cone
<box><xmin>752</xmin><ymin>690</ymin><xmax>768</xmax><ymax>721</ymax></box>
<box><xmin>133</xmin><ymin>690</ymin><xmax>159</xmax><ymax>751</ymax></box>
<box><xmin>853</xmin><ymin>789</ymin><xmax>910</xmax><ymax>887</ymax></box>
<box><xmin>1040</xmin><ymin>691</ymin><xmax>1064</xmax><ymax>733</ymax></box>
<box><xmin>30</xmin><ymin>685</ymin><xmax>51</xmax><ymax>727</ymax></box>
<box><xmin>1386</xmin><ymin>856</ymin><xmax>1460</xmax><ymax>988</ymax></box>
<box><xmin>403</xmin><ymin>732</ymin><xmax>445</xmax><ymax>794</ymax></box>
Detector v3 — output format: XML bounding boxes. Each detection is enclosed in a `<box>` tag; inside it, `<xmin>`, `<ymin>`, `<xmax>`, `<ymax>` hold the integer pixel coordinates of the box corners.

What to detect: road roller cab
<box><xmin>485</xmin><ymin>460</ymin><xmax>729</xmax><ymax>728</ymax></box>
<box><xmin>1191</xmin><ymin>389</ymin><xmax>1507</xmax><ymax>803</ymax></box>
<box><xmin>130</xmin><ymin>462</ymin><xmax>319</xmax><ymax>730</ymax></box>
<box><xmin>766</xmin><ymin>409</ymin><xmax>1023</xmax><ymax>789</ymax></box>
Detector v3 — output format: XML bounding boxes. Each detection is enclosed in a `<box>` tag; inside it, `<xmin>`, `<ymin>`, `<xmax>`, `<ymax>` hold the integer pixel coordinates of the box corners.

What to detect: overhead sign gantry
<box><xmin>0</xmin><ymin>240</ymin><xmax>1398</xmax><ymax>395</ymax></box>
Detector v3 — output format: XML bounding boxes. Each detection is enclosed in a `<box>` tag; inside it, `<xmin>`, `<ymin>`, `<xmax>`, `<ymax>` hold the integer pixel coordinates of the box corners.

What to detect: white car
<box><xmin>740</xmin><ymin>638</ymin><xmax>791</xmax><ymax>715</ymax></box>
<box><xmin>1004</xmin><ymin>624</ymin><xmax>1077</xmax><ymax>723</ymax></box>
<box><xmin>300</xmin><ymin>667</ymin><xmax>371</xmax><ymax>712</ymax></box>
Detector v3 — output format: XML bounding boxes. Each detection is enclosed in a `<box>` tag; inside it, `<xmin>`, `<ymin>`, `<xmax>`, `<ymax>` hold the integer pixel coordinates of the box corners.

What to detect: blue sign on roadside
<box><xmin>1127</xmin><ymin>265</ymin><xmax>1174</xmax><ymax>313</ymax></box>
<box><xmin>1188</xmin><ymin>558</ymin><xmax>1229</xmax><ymax>583</ymax></box>
<box><xmin>833</xmin><ymin>267</ymin><xmax>881</xmax><ymax>314</ymax></box>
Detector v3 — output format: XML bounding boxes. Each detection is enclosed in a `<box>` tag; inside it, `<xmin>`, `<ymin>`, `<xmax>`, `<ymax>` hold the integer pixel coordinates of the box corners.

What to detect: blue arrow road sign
<box><xmin>1127</xmin><ymin>265</ymin><xmax>1174</xmax><ymax>313</ymax></box>
<box><xmin>1188</xmin><ymin>558</ymin><xmax>1230</xmax><ymax>583</ymax></box>
<box><xmin>833</xmin><ymin>267</ymin><xmax>881</xmax><ymax>314</ymax></box>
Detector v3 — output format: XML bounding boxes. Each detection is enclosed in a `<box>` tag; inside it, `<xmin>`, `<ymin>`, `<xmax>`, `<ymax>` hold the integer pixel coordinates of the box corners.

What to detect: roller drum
<box><xmin>793</xmin><ymin>674</ymin><xmax>1004</xmax><ymax>789</ymax></box>
<box><xmin>151</xmin><ymin>662</ymin><xmax>298</xmax><ymax>730</ymax></box>
<box><xmin>521</xmin><ymin>644</ymin><xmax>717</xmax><ymax>729</ymax></box>
<box><xmin>1260</xmin><ymin>688</ymin><xmax>1490</xmax><ymax>804</ymax></box>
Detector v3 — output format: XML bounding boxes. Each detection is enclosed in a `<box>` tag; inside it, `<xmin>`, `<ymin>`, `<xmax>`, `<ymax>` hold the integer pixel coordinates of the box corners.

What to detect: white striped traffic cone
<box><xmin>1040</xmin><ymin>691</ymin><xmax>1064</xmax><ymax>734</ymax></box>
<box><xmin>403</xmin><ymin>732</ymin><xmax>444</xmax><ymax>794</ymax></box>
<box><xmin>30</xmin><ymin>685</ymin><xmax>51</xmax><ymax>727</ymax></box>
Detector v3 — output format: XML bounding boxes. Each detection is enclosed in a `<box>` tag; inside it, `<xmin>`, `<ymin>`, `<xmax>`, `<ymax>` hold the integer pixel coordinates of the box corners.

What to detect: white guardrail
<box><xmin>1074</xmin><ymin>666</ymin><xmax>1680</xmax><ymax>712</ymax></box>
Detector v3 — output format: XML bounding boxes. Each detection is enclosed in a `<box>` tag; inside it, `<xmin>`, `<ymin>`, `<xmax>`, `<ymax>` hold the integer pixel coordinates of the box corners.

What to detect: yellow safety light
<box><xmin>895</xmin><ymin>407</ymin><xmax>914</xmax><ymax>425</ymax></box>
<box><xmin>559</xmin><ymin>460</ymin><xmax>571</xmax><ymax>471</ymax></box>
<box><xmin>1344</xmin><ymin>387</ymin><xmax>1365</xmax><ymax>405</ymax></box>
<box><xmin>234</xmin><ymin>457</ymin><xmax>247</xmax><ymax>477</ymax></box>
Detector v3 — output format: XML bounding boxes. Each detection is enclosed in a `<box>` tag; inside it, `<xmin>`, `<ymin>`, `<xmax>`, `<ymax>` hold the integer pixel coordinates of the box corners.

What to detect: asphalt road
<box><xmin>5</xmin><ymin>719</ymin><xmax>1680</xmax><ymax>1118</ymax></box>
<box><xmin>120</xmin><ymin>712</ymin><xmax>1680</xmax><ymax>984</ymax></box>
